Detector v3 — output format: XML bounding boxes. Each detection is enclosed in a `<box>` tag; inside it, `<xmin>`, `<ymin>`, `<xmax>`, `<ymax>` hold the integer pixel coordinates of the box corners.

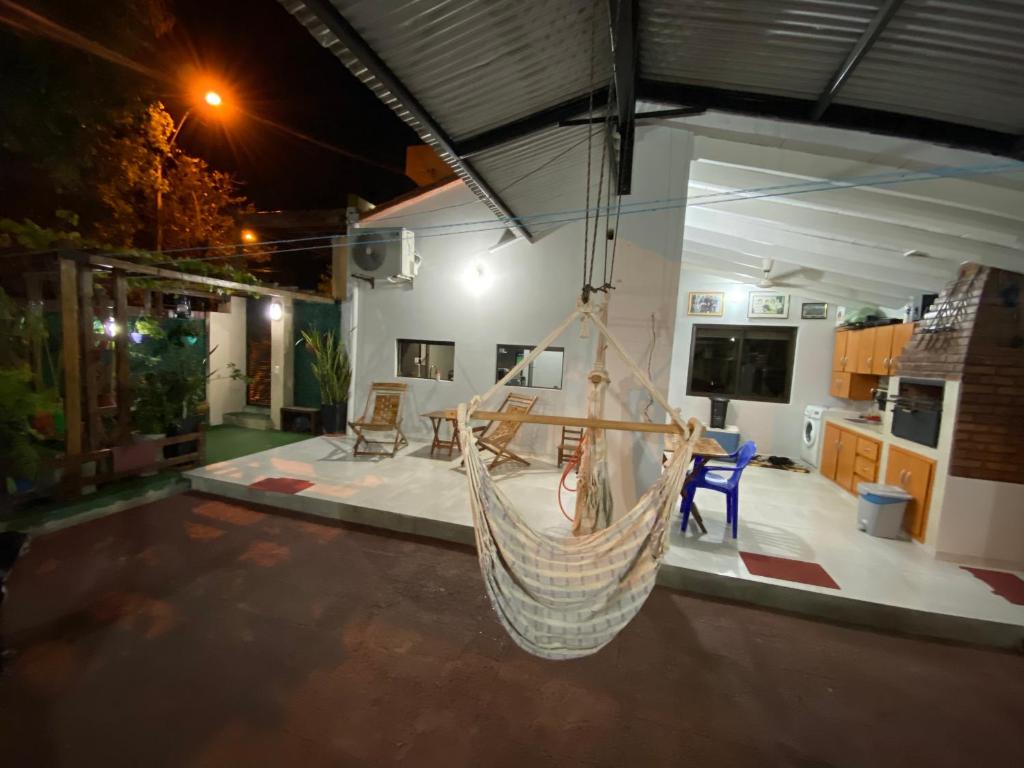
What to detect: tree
<box><xmin>0</xmin><ymin>0</ymin><xmax>172</xmax><ymax>204</ymax></box>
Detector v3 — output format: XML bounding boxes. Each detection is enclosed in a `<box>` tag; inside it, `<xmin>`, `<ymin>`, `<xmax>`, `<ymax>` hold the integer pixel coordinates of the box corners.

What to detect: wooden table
<box><xmin>424</xmin><ymin>409</ymin><xmax>461</xmax><ymax>457</ymax></box>
<box><xmin>664</xmin><ymin>436</ymin><xmax>730</xmax><ymax>534</ymax></box>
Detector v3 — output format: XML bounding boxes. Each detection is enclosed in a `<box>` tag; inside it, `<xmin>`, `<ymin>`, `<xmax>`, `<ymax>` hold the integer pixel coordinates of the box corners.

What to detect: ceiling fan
<box><xmin>754</xmin><ymin>258</ymin><xmax>822</xmax><ymax>288</ymax></box>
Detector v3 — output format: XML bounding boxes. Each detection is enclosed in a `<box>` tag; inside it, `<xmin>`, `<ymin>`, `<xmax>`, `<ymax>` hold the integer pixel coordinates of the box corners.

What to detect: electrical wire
<box><xmin>5</xmin><ymin>159</ymin><xmax>1023</xmax><ymax>264</ymax></box>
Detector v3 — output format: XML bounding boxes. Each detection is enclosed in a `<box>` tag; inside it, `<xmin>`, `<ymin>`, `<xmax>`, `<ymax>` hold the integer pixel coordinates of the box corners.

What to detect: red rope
<box><xmin>557</xmin><ymin>433</ymin><xmax>587</xmax><ymax>522</ymax></box>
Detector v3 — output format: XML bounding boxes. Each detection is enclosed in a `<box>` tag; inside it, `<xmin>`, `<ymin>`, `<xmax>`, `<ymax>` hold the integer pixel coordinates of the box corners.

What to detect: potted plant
<box><xmin>301</xmin><ymin>328</ymin><xmax>351</xmax><ymax>434</ymax></box>
<box><xmin>0</xmin><ymin>366</ymin><xmax>58</xmax><ymax>493</ymax></box>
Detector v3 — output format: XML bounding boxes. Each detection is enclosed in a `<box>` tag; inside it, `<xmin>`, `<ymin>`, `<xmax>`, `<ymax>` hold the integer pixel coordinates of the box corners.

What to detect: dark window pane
<box><xmin>690</xmin><ymin>335</ymin><xmax>738</xmax><ymax>393</ymax></box>
<box><xmin>738</xmin><ymin>338</ymin><xmax>790</xmax><ymax>398</ymax></box>
<box><xmin>397</xmin><ymin>339</ymin><xmax>455</xmax><ymax>381</ymax></box>
<box><xmin>687</xmin><ymin>324</ymin><xmax>796</xmax><ymax>403</ymax></box>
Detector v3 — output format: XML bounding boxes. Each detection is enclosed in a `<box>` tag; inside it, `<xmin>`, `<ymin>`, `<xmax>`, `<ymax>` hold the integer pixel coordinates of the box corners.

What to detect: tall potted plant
<box><xmin>301</xmin><ymin>329</ymin><xmax>351</xmax><ymax>434</ymax></box>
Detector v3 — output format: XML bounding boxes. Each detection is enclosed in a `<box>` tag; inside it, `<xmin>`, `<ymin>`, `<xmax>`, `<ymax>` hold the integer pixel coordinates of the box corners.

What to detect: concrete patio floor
<box><xmin>185</xmin><ymin>436</ymin><xmax>1024</xmax><ymax>649</ymax></box>
<box><xmin>1</xmin><ymin>492</ymin><xmax>1022</xmax><ymax>767</ymax></box>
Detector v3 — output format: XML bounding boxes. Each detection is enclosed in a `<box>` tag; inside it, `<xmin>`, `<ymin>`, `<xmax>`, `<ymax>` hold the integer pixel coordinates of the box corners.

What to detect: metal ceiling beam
<box><xmin>455</xmin><ymin>90</ymin><xmax>609</xmax><ymax>158</ymax></box>
<box><xmin>638</xmin><ymin>79</ymin><xmax>1021</xmax><ymax>159</ymax></box>
<box><xmin>299</xmin><ymin>0</ymin><xmax>533</xmax><ymax>242</ymax></box>
<box><xmin>811</xmin><ymin>0</ymin><xmax>906</xmax><ymax>121</ymax></box>
<box><xmin>609</xmin><ymin>0</ymin><xmax>638</xmax><ymax>195</ymax></box>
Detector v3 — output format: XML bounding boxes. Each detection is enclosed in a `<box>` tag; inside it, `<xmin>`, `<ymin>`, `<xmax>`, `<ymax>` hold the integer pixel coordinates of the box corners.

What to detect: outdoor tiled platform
<box><xmin>187</xmin><ymin>436</ymin><xmax>1024</xmax><ymax>649</ymax></box>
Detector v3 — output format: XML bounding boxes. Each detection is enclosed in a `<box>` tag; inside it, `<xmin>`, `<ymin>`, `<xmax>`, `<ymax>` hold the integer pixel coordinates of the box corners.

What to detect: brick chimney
<box><xmin>897</xmin><ymin>263</ymin><xmax>1024</xmax><ymax>485</ymax></box>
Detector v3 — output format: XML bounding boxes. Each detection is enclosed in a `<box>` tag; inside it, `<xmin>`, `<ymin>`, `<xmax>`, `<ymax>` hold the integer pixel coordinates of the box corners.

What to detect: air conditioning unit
<box><xmin>348</xmin><ymin>228</ymin><xmax>418</xmax><ymax>282</ymax></box>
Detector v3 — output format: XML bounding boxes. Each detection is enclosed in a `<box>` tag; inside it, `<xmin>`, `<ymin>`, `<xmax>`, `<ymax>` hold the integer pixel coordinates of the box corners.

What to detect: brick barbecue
<box><xmin>898</xmin><ymin>263</ymin><xmax>1024</xmax><ymax>484</ymax></box>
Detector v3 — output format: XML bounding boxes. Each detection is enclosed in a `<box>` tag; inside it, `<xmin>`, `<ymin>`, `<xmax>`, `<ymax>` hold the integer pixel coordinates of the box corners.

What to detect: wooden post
<box><xmin>26</xmin><ymin>274</ymin><xmax>44</xmax><ymax>390</ymax></box>
<box><xmin>331</xmin><ymin>235</ymin><xmax>348</xmax><ymax>300</ymax></box>
<box><xmin>114</xmin><ymin>269</ymin><xmax>132</xmax><ymax>442</ymax></box>
<box><xmin>59</xmin><ymin>257</ymin><xmax>82</xmax><ymax>495</ymax></box>
<box><xmin>78</xmin><ymin>265</ymin><xmax>101</xmax><ymax>451</ymax></box>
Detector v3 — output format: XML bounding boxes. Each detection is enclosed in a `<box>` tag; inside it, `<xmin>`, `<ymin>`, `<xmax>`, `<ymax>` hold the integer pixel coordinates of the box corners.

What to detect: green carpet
<box><xmin>2</xmin><ymin>426</ymin><xmax>313</xmax><ymax>533</ymax></box>
<box><xmin>204</xmin><ymin>425</ymin><xmax>310</xmax><ymax>465</ymax></box>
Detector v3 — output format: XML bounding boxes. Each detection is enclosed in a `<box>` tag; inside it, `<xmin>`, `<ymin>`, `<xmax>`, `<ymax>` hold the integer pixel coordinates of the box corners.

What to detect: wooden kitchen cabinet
<box><xmin>871</xmin><ymin>324</ymin><xmax>895</xmax><ymax>375</ymax></box>
<box><xmin>820</xmin><ymin>422</ymin><xmax>842</xmax><ymax>480</ymax></box>
<box><xmin>853</xmin><ymin>327</ymin><xmax>876</xmax><ymax>373</ymax></box>
<box><xmin>885</xmin><ymin>445</ymin><xmax>935</xmax><ymax>541</ymax></box>
<box><xmin>845</xmin><ymin>329</ymin><xmax>864</xmax><ymax>373</ymax></box>
<box><xmin>832</xmin><ymin>330</ymin><xmax>849</xmax><ymax>371</ymax></box>
<box><xmin>830</xmin><ymin>371</ymin><xmax>876</xmax><ymax>400</ymax></box>
<box><xmin>890</xmin><ymin>322</ymin><xmax>916</xmax><ymax>374</ymax></box>
<box><xmin>821</xmin><ymin>423</ymin><xmax>882</xmax><ymax>494</ymax></box>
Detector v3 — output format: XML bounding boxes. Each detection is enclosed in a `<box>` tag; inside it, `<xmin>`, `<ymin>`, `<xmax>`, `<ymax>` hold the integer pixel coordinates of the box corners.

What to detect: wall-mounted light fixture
<box><xmin>462</xmin><ymin>259</ymin><xmax>493</xmax><ymax>295</ymax></box>
<box><xmin>268</xmin><ymin>300</ymin><xmax>283</xmax><ymax>321</ymax></box>
<box><xmin>105</xmin><ymin>316</ymin><xmax>119</xmax><ymax>337</ymax></box>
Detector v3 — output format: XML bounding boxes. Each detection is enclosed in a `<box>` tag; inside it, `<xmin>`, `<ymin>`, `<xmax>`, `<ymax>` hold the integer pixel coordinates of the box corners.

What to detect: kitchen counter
<box><xmin>825</xmin><ymin>410</ymin><xmax>940</xmax><ymax>461</ymax></box>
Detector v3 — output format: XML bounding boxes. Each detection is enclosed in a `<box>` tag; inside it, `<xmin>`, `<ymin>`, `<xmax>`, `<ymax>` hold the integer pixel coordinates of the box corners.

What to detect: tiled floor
<box><xmin>187</xmin><ymin>436</ymin><xmax>1024</xmax><ymax>635</ymax></box>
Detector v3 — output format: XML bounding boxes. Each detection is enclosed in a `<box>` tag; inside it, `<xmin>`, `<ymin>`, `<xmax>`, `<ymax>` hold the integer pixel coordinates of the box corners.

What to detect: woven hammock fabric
<box><xmin>459</xmin><ymin>409</ymin><xmax>694</xmax><ymax>660</ymax></box>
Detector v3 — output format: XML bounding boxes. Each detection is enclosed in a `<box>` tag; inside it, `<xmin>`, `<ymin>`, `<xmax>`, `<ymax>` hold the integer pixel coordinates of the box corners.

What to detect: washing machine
<box><xmin>801</xmin><ymin>405</ymin><xmax>828</xmax><ymax>467</ymax></box>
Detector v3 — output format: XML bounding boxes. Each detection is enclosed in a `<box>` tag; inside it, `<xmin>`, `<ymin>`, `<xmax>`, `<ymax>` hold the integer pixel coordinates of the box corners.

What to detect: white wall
<box><xmin>668</xmin><ymin>275</ymin><xmax>858</xmax><ymax>458</ymax></box>
<box><xmin>270</xmin><ymin>297</ymin><xmax>294</xmax><ymax>429</ymax></box>
<box><xmin>935</xmin><ymin>475</ymin><xmax>1024</xmax><ymax>569</ymax></box>
<box><xmin>207</xmin><ymin>296</ymin><xmax>247</xmax><ymax>425</ymax></box>
<box><xmin>355</xmin><ymin>126</ymin><xmax>694</xmax><ymax>509</ymax></box>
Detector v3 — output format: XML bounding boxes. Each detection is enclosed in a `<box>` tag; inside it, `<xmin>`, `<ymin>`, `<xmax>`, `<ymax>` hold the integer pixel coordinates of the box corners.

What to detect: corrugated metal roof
<box><xmin>640</xmin><ymin>0</ymin><xmax>885</xmax><ymax>99</ymax></box>
<box><xmin>472</xmin><ymin>124</ymin><xmax>612</xmax><ymax>238</ymax></box>
<box><xmin>834</xmin><ymin>0</ymin><xmax>1024</xmax><ymax>133</ymax></box>
<box><xmin>279</xmin><ymin>0</ymin><xmax>1024</xmax><ymax>238</ymax></box>
<box><xmin>286</xmin><ymin>0</ymin><xmax>611</xmax><ymax>142</ymax></box>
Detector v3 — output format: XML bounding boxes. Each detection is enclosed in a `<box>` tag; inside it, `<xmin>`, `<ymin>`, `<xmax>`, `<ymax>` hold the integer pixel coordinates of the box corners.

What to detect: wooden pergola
<box><xmin>2</xmin><ymin>249</ymin><xmax>335</xmax><ymax>500</ymax></box>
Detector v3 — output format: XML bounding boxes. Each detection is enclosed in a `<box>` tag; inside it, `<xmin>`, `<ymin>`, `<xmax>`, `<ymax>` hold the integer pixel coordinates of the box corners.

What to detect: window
<box><xmin>687</xmin><ymin>325</ymin><xmax>797</xmax><ymax>403</ymax></box>
<box><xmin>495</xmin><ymin>344</ymin><xmax>564</xmax><ymax>390</ymax></box>
<box><xmin>397</xmin><ymin>339</ymin><xmax>455</xmax><ymax>381</ymax></box>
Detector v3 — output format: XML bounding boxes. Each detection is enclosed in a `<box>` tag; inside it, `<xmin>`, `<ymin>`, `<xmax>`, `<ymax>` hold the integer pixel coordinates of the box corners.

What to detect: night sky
<box><xmin>165</xmin><ymin>0</ymin><xmax>418</xmax><ymax>211</ymax></box>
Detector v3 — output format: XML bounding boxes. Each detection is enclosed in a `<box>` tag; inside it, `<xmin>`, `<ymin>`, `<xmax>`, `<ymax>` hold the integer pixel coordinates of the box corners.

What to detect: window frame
<box><xmin>686</xmin><ymin>324</ymin><xmax>797</xmax><ymax>404</ymax></box>
<box><xmin>395</xmin><ymin>338</ymin><xmax>456</xmax><ymax>382</ymax></box>
<box><xmin>495</xmin><ymin>343</ymin><xmax>565</xmax><ymax>390</ymax></box>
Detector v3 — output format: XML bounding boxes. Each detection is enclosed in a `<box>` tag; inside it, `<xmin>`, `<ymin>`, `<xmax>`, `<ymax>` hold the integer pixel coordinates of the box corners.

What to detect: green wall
<box><xmin>292</xmin><ymin>300</ymin><xmax>342</xmax><ymax>408</ymax></box>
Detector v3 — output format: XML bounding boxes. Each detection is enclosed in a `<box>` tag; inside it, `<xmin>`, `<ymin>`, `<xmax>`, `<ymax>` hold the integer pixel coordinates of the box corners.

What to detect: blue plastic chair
<box><xmin>680</xmin><ymin>440</ymin><xmax>757</xmax><ymax>538</ymax></box>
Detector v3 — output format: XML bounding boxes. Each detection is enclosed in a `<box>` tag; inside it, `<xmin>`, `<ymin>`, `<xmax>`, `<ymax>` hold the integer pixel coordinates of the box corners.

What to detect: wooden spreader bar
<box><xmin>471</xmin><ymin>411</ymin><xmax>685</xmax><ymax>434</ymax></box>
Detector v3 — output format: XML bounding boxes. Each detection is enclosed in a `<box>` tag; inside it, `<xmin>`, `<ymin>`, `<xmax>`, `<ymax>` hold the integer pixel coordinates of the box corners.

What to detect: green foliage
<box><xmin>301</xmin><ymin>329</ymin><xmax>352</xmax><ymax>405</ymax></box>
<box><xmin>0</xmin><ymin>0</ymin><xmax>172</xmax><ymax>193</ymax></box>
<box><xmin>129</xmin><ymin>316</ymin><xmax>242</xmax><ymax>433</ymax></box>
<box><xmin>0</xmin><ymin>367</ymin><xmax>58</xmax><ymax>480</ymax></box>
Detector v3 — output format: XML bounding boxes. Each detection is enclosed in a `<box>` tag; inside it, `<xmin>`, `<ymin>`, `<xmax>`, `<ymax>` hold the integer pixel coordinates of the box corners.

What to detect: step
<box><xmin>223</xmin><ymin>411</ymin><xmax>275</xmax><ymax>431</ymax></box>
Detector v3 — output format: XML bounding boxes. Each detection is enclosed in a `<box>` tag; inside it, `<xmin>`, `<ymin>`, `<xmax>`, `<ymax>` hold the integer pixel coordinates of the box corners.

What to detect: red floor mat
<box><xmin>740</xmin><ymin>552</ymin><xmax>840</xmax><ymax>590</ymax></box>
<box><xmin>248</xmin><ymin>477</ymin><xmax>314</xmax><ymax>494</ymax></box>
<box><xmin>961</xmin><ymin>566</ymin><xmax>1024</xmax><ymax>606</ymax></box>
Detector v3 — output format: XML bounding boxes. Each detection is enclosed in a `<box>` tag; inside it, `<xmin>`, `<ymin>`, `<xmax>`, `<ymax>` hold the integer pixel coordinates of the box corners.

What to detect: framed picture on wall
<box><xmin>748</xmin><ymin>292</ymin><xmax>790</xmax><ymax>319</ymax></box>
<box><xmin>687</xmin><ymin>291</ymin><xmax>724</xmax><ymax>316</ymax></box>
<box><xmin>801</xmin><ymin>302</ymin><xmax>829</xmax><ymax>320</ymax></box>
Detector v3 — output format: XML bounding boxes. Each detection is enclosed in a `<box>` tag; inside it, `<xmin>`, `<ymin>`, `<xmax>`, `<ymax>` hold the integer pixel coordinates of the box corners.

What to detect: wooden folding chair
<box><xmin>472</xmin><ymin>393</ymin><xmax>538</xmax><ymax>470</ymax></box>
<box><xmin>557</xmin><ymin>426</ymin><xmax>584</xmax><ymax>467</ymax></box>
<box><xmin>350</xmin><ymin>382</ymin><xmax>409</xmax><ymax>458</ymax></box>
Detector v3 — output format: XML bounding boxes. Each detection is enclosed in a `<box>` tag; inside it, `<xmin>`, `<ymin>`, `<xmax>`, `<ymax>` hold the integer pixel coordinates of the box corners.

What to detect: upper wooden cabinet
<box><xmin>853</xmin><ymin>327</ymin><xmax>875</xmax><ymax>373</ymax></box>
<box><xmin>831</xmin><ymin>323</ymin><xmax>917</xmax><ymax>382</ymax></box>
<box><xmin>832</xmin><ymin>330</ymin><xmax>849</xmax><ymax>372</ymax></box>
<box><xmin>871</xmin><ymin>324</ymin><xmax>895</xmax><ymax>375</ymax></box>
<box><xmin>890</xmin><ymin>322</ymin><xmax>916</xmax><ymax>374</ymax></box>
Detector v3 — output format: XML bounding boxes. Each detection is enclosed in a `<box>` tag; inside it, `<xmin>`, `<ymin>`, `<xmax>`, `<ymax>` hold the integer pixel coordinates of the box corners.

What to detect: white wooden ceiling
<box><xmin>668</xmin><ymin>112</ymin><xmax>1024</xmax><ymax>308</ymax></box>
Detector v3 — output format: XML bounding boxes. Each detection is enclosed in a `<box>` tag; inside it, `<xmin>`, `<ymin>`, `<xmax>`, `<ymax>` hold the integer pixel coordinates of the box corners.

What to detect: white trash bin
<box><xmin>857</xmin><ymin>483</ymin><xmax>912</xmax><ymax>539</ymax></box>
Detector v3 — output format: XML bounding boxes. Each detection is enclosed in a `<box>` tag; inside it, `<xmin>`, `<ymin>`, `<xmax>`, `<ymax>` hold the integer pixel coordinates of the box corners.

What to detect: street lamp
<box><xmin>155</xmin><ymin>86</ymin><xmax>227</xmax><ymax>252</ymax></box>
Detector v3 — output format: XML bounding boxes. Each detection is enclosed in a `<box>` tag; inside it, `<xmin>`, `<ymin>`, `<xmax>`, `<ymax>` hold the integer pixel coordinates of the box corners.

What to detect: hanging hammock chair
<box><xmin>457</xmin><ymin>301</ymin><xmax>704</xmax><ymax>660</ymax></box>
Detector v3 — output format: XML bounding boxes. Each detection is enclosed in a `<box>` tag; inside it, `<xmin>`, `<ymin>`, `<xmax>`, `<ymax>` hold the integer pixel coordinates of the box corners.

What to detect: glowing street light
<box><xmin>156</xmin><ymin>77</ymin><xmax>233</xmax><ymax>252</ymax></box>
<box><xmin>241</xmin><ymin>228</ymin><xmax>257</xmax><ymax>243</ymax></box>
